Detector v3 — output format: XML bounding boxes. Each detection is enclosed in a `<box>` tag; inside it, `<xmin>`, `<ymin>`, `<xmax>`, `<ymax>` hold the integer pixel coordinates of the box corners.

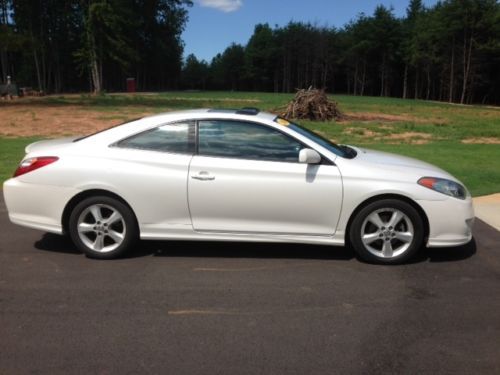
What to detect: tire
<box><xmin>349</xmin><ymin>199</ymin><xmax>424</xmax><ymax>264</ymax></box>
<box><xmin>69</xmin><ymin>196</ymin><xmax>138</xmax><ymax>259</ymax></box>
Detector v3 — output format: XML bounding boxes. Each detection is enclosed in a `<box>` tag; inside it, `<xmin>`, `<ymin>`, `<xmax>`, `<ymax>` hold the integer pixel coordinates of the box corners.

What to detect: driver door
<box><xmin>187</xmin><ymin>120</ymin><xmax>342</xmax><ymax>235</ymax></box>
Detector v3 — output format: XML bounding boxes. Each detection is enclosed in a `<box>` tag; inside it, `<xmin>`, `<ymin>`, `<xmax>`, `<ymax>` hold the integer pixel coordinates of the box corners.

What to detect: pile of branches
<box><xmin>281</xmin><ymin>88</ymin><xmax>343</xmax><ymax>121</ymax></box>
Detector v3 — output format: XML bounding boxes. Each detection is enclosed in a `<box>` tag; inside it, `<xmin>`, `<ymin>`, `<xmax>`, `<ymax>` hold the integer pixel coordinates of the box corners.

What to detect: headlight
<box><xmin>417</xmin><ymin>177</ymin><xmax>467</xmax><ymax>199</ymax></box>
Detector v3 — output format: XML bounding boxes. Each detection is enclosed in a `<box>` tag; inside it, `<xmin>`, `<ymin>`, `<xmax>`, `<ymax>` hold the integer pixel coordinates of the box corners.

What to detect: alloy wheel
<box><xmin>360</xmin><ymin>208</ymin><xmax>414</xmax><ymax>259</ymax></box>
<box><xmin>77</xmin><ymin>204</ymin><xmax>126</xmax><ymax>253</ymax></box>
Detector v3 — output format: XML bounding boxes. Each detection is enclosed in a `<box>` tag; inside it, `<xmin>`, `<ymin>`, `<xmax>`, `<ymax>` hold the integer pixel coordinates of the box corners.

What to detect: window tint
<box><xmin>117</xmin><ymin>122</ymin><xmax>195</xmax><ymax>154</ymax></box>
<box><xmin>198</xmin><ymin>120</ymin><xmax>303</xmax><ymax>162</ymax></box>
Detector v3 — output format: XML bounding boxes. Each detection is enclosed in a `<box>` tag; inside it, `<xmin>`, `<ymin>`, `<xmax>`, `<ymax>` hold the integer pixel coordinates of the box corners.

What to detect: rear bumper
<box><xmin>3</xmin><ymin>178</ymin><xmax>80</xmax><ymax>234</ymax></box>
<box><xmin>418</xmin><ymin>196</ymin><xmax>475</xmax><ymax>247</ymax></box>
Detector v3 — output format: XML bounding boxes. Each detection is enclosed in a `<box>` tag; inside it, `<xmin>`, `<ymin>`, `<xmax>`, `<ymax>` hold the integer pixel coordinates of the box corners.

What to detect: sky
<box><xmin>182</xmin><ymin>0</ymin><xmax>438</xmax><ymax>62</ymax></box>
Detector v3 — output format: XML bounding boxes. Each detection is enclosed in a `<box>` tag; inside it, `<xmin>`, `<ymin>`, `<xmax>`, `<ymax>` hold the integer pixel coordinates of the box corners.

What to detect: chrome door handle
<box><xmin>191</xmin><ymin>172</ymin><xmax>215</xmax><ymax>181</ymax></box>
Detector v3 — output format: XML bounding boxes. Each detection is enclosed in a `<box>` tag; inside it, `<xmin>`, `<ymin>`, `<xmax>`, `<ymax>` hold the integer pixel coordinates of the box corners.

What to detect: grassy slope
<box><xmin>1</xmin><ymin>92</ymin><xmax>499</xmax><ymax>196</ymax></box>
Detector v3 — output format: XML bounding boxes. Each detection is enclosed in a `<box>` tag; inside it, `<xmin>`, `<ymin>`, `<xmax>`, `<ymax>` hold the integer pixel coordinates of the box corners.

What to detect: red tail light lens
<box><xmin>13</xmin><ymin>157</ymin><xmax>59</xmax><ymax>177</ymax></box>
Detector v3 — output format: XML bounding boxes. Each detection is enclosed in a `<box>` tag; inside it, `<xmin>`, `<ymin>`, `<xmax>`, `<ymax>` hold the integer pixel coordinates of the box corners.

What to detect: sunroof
<box><xmin>236</xmin><ymin>107</ymin><xmax>260</xmax><ymax>115</ymax></box>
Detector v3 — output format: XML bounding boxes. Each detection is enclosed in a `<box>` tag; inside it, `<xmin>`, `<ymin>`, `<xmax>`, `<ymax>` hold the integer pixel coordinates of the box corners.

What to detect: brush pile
<box><xmin>281</xmin><ymin>88</ymin><xmax>343</xmax><ymax>121</ymax></box>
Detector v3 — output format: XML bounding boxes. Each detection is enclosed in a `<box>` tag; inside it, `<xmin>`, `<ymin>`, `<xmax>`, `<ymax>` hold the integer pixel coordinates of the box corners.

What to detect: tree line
<box><xmin>0</xmin><ymin>0</ymin><xmax>193</xmax><ymax>93</ymax></box>
<box><xmin>182</xmin><ymin>0</ymin><xmax>500</xmax><ymax>105</ymax></box>
<box><xmin>1</xmin><ymin>0</ymin><xmax>499</xmax><ymax>105</ymax></box>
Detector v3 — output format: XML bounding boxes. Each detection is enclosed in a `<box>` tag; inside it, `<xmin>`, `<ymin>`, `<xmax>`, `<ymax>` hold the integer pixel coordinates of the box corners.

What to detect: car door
<box><xmin>188</xmin><ymin>119</ymin><xmax>343</xmax><ymax>235</ymax></box>
<box><xmin>108</xmin><ymin>121</ymin><xmax>195</xmax><ymax>234</ymax></box>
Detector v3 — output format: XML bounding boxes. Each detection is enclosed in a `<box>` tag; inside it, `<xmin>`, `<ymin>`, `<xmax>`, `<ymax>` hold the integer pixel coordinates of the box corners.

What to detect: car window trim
<box><xmin>195</xmin><ymin>118</ymin><xmax>335</xmax><ymax>165</ymax></box>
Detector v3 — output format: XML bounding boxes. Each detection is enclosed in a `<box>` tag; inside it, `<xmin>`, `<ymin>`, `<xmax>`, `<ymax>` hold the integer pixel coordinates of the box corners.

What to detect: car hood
<box><xmin>348</xmin><ymin>146</ymin><xmax>457</xmax><ymax>180</ymax></box>
<box><xmin>25</xmin><ymin>137</ymin><xmax>79</xmax><ymax>154</ymax></box>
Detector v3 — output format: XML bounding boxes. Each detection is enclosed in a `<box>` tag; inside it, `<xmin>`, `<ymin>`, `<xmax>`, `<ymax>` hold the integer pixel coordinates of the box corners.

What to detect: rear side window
<box><xmin>116</xmin><ymin>121</ymin><xmax>195</xmax><ymax>154</ymax></box>
<box><xmin>198</xmin><ymin>120</ymin><xmax>303</xmax><ymax>162</ymax></box>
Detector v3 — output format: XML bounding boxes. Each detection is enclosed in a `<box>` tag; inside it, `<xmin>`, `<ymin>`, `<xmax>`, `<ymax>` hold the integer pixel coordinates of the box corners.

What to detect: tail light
<box><xmin>13</xmin><ymin>157</ymin><xmax>59</xmax><ymax>177</ymax></box>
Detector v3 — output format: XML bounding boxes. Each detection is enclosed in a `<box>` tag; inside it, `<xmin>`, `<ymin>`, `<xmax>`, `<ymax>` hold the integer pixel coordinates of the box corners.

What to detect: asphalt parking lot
<box><xmin>1</xmin><ymin>197</ymin><xmax>500</xmax><ymax>375</ymax></box>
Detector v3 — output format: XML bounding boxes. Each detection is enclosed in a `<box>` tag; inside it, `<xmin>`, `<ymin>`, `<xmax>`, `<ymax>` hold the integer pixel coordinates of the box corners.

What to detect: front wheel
<box><xmin>69</xmin><ymin>196</ymin><xmax>138</xmax><ymax>259</ymax></box>
<box><xmin>349</xmin><ymin>199</ymin><xmax>425</xmax><ymax>264</ymax></box>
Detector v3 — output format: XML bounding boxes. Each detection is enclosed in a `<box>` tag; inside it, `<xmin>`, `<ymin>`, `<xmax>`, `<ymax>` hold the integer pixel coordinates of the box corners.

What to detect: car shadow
<box><xmin>34</xmin><ymin>233</ymin><xmax>81</xmax><ymax>254</ymax></box>
<box><xmin>34</xmin><ymin>232</ymin><xmax>477</xmax><ymax>263</ymax></box>
<box><xmin>422</xmin><ymin>238</ymin><xmax>477</xmax><ymax>263</ymax></box>
<box><xmin>144</xmin><ymin>240</ymin><xmax>354</xmax><ymax>261</ymax></box>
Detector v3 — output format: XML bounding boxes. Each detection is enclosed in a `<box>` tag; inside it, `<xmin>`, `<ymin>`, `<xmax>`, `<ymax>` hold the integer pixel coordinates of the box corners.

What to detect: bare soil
<box><xmin>339</xmin><ymin>112</ymin><xmax>443</xmax><ymax>124</ymax></box>
<box><xmin>384</xmin><ymin>132</ymin><xmax>434</xmax><ymax>144</ymax></box>
<box><xmin>0</xmin><ymin>104</ymin><xmax>154</xmax><ymax>137</ymax></box>
<box><xmin>462</xmin><ymin>137</ymin><xmax>500</xmax><ymax>144</ymax></box>
<box><xmin>0</xmin><ymin>100</ymin><xmax>495</xmax><ymax>146</ymax></box>
<box><xmin>342</xmin><ymin>127</ymin><xmax>433</xmax><ymax>144</ymax></box>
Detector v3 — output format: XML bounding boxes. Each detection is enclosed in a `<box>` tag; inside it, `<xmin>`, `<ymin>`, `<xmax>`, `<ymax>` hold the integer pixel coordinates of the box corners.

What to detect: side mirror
<box><xmin>299</xmin><ymin>148</ymin><xmax>321</xmax><ymax>164</ymax></box>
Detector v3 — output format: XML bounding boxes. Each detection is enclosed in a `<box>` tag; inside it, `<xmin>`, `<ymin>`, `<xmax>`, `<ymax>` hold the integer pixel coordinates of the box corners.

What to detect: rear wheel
<box><xmin>69</xmin><ymin>196</ymin><xmax>138</xmax><ymax>259</ymax></box>
<box><xmin>349</xmin><ymin>199</ymin><xmax>424</xmax><ymax>264</ymax></box>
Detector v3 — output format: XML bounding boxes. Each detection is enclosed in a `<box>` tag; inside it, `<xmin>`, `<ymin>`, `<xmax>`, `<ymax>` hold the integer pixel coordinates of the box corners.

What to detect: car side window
<box><xmin>116</xmin><ymin>121</ymin><xmax>195</xmax><ymax>154</ymax></box>
<box><xmin>198</xmin><ymin>120</ymin><xmax>303</xmax><ymax>162</ymax></box>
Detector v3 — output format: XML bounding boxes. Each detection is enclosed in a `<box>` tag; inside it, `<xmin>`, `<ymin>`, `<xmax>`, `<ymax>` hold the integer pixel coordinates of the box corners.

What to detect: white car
<box><xmin>3</xmin><ymin>108</ymin><xmax>474</xmax><ymax>264</ymax></box>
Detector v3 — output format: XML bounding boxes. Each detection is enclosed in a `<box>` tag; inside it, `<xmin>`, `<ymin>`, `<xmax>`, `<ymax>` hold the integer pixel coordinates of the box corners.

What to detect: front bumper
<box><xmin>3</xmin><ymin>178</ymin><xmax>80</xmax><ymax>234</ymax></box>
<box><xmin>417</xmin><ymin>196</ymin><xmax>475</xmax><ymax>247</ymax></box>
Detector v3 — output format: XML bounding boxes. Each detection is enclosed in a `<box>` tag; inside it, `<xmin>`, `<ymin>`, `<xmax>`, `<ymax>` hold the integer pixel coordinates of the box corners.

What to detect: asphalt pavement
<box><xmin>1</xmin><ymin>196</ymin><xmax>500</xmax><ymax>375</ymax></box>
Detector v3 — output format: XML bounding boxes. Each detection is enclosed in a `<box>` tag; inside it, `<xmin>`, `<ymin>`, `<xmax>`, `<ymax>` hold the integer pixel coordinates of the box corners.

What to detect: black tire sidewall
<box><xmin>69</xmin><ymin>196</ymin><xmax>138</xmax><ymax>259</ymax></box>
<box><xmin>349</xmin><ymin>199</ymin><xmax>425</xmax><ymax>264</ymax></box>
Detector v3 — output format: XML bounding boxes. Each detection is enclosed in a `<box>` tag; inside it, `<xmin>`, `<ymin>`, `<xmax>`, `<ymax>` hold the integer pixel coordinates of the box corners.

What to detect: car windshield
<box><xmin>275</xmin><ymin>117</ymin><xmax>356</xmax><ymax>159</ymax></box>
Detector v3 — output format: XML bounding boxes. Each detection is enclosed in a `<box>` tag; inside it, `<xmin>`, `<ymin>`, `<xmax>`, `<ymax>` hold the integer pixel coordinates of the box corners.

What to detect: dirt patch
<box><xmin>342</xmin><ymin>127</ymin><xmax>433</xmax><ymax>144</ymax></box>
<box><xmin>106</xmin><ymin>92</ymin><xmax>261</xmax><ymax>102</ymax></box>
<box><xmin>169</xmin><ymin>97</ymin><xmax>260</xmax><ymax>102</ymax></box>
<box><xmin>341</xmin><ymin>112</ymin><xmax>416</xmax><ymax>122</ymax></box>
<box><xmin>343</xmin><ymin>127</ymin><xmax>380</xmax><ymax>137</ymax></box>
<box><xmin>383</xmin><ymin>132</ymin><xmax>433</xmax><ymax>144</ymax></box>
<box><xmin>0</xmin><ymin>93</ymin><xmax>263</xmax><ymax>137</ymax></box>
<box><xmin>462</xmin><ymin>137</ymin><xmax>500</xmax><ymax>144</ymax></box>
<box><xmin>0</xmin><ymin>104</ymin><xmax>155</xmax><ymax>137</ymax></box>
<box><xmin>340</xmin><ymin>112</ymin><xmax>447</xmax><ymax>125</ymax></box>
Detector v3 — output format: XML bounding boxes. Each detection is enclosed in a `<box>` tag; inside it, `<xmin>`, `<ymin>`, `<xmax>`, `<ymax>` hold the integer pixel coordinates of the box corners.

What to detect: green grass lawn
<box><xmin>0</xmin><ymin>137</ymin><xmax>40</xmax><ymax>182</ymax></box>
<box><xmin>1</xmin><ymin>92</ymin><xmax>499</xmax><ymax>196</ymax></box>
<box><xmin>360</xmin><ymin>143</ymin><xmax>500</xmax><ymax>197</ymax></box>
<box><xmin>42</xmin><ymin>91</ymin><xmax>500</xmax><ymax>141</ymax></box>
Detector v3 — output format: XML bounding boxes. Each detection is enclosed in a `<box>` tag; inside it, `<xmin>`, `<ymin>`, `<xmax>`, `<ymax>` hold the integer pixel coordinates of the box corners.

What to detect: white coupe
<box><xmin>3</xmin><ymin>108</ymin><xmax>474</xmax><ymax>263</ymax></box>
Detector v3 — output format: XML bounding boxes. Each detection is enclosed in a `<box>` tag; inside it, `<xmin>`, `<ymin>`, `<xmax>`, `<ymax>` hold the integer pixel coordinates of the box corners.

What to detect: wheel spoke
<box><xmin>395</xmin><ymin>231</ymin><xmax>413</xmax><ymax>243</ymax></box>
<box><xmin>382</xmin><ymin>240</ymin><xmax>394</xmax><ymax>258</ymax></box>
<box><xmin>90</xmin><ymin>206</ymin><xmax>103</xmax><ymax>222</ymax></box>
<box><xmin>78</xmin><ymin>222</ymin><xmax>94</xmax><ymax>233</ymax></box>
<box><xmin>362</xmin><ymin>232</ymin><xmax>380</xmax><ymax>245</ymax></box>
<box><xmin>107</xmin><ymin>229</ymin><xmax>124</xmax><ymax>244</ymax></box>
<box><xmin>93</xmin><ymin>235</ymin><xmax>105</xmax><ymax>251</ymax></box>
<box><xmin>106</xmin><ymin>211</ymin><xmax>122</xmax><ymax>225</ymax></box>
<box><xmin>388</xmin><ymin>211</ymin><xmax>404</xmax><ymax>228</ymax></box>
<box><xmin>367</xmin><ymin>212</ymin><xmax>385</xmax><ymax>229</ymax></box>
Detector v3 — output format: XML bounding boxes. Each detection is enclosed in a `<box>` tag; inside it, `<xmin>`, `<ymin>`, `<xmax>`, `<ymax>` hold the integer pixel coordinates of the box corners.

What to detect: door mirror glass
<box><xmin>299</xmin><ymin>148</ymin><xmax>321</xmax><ymax>164</ymax></box>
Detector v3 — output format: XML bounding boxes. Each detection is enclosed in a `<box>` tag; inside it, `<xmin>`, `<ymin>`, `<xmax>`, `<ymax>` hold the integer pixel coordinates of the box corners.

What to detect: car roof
<box><xmin>145</xmin><ymin>108</ymin><xmax>277</xmax><ymax>122</ymax></box>
<box><xmin>78</xmin><ymin>108</ymin><xmax>279</xmax><ymax>145</ymax></box>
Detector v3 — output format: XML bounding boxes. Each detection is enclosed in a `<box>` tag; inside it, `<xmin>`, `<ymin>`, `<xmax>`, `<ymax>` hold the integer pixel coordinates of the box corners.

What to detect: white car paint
<box><xmin>3</xmin><ymin>109</ymin><xmax>474</xmax><ymax>250</ymax></box>
<box><xmin>188</xmin><ymin>155</ymin><xmax>342</xmax><ymax>234</ymax></box>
